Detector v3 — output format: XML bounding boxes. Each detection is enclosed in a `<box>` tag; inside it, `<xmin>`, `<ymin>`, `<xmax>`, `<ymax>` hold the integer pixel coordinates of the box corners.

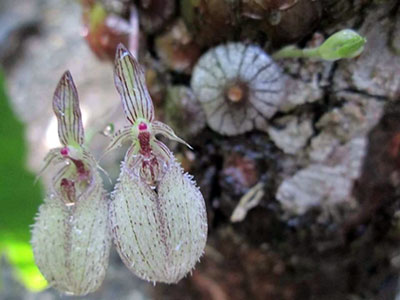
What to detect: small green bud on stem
<box><xmin>273</xmin><ymin>29</ymin><xmax>366</xmax><ymax>61</ymax></box>
<box><xmin>318</xmin><ymin>29</ymin><xmax>366</xmax><ymax>60</ymax></box>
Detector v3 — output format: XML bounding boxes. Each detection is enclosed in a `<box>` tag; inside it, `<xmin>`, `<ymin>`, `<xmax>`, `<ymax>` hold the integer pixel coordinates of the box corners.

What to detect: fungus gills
<box><xmin>191</xmin><ymin>43</ymin><xmax>285</xmax><ymax>136</ymax></box>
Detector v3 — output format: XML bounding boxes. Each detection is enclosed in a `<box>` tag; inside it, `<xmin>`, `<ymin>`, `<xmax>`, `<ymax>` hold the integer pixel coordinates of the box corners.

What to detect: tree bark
<box><xmin>155</xmin><ymin>1</ymin><xmax>400</xmax><ymax>299</ymax></box>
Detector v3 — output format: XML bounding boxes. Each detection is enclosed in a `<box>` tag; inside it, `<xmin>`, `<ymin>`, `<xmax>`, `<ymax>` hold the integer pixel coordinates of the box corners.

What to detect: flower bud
<box><xmin>110</xmin><ymin>159</ymin><xmax>207</xmax><ymax>283</ymax></box>
<box><xmin>318</xmin><ymin>29</ymin><xmax>366</xmax><ymax>61</ymax></box>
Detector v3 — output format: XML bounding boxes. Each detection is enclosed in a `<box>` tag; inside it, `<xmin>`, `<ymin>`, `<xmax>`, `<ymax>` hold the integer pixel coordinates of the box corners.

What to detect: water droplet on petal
<box><xmin>102</xmin><ymin>123</ymin><xmax>114</xmax><ymax>136</ymax></box>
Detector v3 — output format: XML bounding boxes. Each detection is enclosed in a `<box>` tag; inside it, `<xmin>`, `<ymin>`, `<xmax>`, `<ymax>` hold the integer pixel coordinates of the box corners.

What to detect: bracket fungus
<box><xmin>31</xmin><ymin>72</ymin><xmax>110</xmax><ymax>295</ymax></box>
<box><xmin>191</xmin><ymin>43</ymin><xmax>285</xmax><ymax>136</ymax></box>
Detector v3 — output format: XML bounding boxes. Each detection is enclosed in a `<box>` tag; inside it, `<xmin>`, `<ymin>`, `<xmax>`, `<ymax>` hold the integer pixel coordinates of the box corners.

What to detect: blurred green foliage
<box><xmin>0</xmin><ymin>69</ymin><xmax>47</xmax><ymax>291</ymax></box>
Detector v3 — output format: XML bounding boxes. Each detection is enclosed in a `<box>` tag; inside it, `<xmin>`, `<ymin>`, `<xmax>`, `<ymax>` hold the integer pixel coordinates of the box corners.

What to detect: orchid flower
<box><xmin>106</xmin><ymin>44</ymin><xmax>192</xmax><ymax>186</ymax></box>
<box><xmin>109</xmin><ymin>44</ymin><xmax>207</xmax><ymax>284</ymax></box>
<box><xmin>31</xmin><ymin>71</ymin><xmax>110</xmax><ymax>295</ymax></box>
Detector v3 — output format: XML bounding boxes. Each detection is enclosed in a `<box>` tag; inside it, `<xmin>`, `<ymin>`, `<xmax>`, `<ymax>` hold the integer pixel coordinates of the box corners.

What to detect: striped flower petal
<box><xmin>114</xmin><ymin>43</ymin><xmax>155</xmax><ymax>124</ymax></box>
<box><xmin>52</xmin><ymin>71</ymin><xmax>84</xmax><ymax>146</ymax></box>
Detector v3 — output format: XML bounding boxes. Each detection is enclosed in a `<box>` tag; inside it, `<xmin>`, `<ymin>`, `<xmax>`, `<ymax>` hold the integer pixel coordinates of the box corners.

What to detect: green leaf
<box><xmin>318</xmin><ymin>29</ymin><xmax>366</xmax><ymax>61</ymax></box>
<box><xmin>0</xmin><ymin>68</ymin><xmax>47</xmax><ymax>291</ymax></box>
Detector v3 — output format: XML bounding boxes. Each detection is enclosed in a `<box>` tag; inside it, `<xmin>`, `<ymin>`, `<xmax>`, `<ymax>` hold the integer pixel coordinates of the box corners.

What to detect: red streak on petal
<box><xmin>139</xmin><ymin>131</ymin><xmax>152</xmax><ymax>156</ymax></box>
<box><xmin>70</xmin><ymin>158</ymin><xmax>90</xmax><ymax>181</ymax></box>
<box><xmin>60</xmin><ymin>178</ymin><xmax>76</xmax><ymax>203</ymax></box>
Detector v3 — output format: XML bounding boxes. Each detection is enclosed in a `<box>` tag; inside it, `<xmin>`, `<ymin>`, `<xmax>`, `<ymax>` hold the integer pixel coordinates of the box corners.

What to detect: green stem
<box><xmin>301</xmin><ymin>48</ymin><xmax>320</xmax><ymax>59</ymax></box>
<box><xmin>272</xmin><ymin>46</ymin><xmax>320</xmax><ymax>60</ymax></box>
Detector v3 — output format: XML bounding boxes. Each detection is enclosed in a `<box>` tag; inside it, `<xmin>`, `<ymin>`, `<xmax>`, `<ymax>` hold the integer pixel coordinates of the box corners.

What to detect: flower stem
<box><xmin>272</xmin><ymin>46</ymin><xmax>320</xmax><ymax>60</ymax></box>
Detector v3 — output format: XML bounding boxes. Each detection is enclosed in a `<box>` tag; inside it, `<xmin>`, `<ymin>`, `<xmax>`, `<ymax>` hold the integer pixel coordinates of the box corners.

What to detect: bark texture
<box><xmin>154</xmin><ymin>1</ymin><xmax>400</xmax><ymax>299</ymax></box>
<box><xmin>3</xmin><ymin>0</ymin><xmax>400</xmax><ymax>299</ymax></box>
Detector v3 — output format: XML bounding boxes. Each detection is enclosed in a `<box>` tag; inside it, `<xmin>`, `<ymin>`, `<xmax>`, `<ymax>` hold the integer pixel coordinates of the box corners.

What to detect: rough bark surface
<box><xmin>154</xmin><ymin>2</ymin><xmax>400</xmax><ymax>300</ymax></box>
<box><xmin>2</xmin><ymin>0</ymin><xmax>400</xmax><ymax>299</ymax></box>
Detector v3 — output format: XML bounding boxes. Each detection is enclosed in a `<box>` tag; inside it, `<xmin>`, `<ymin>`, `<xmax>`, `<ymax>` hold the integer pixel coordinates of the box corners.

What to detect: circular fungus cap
<box><xmin>191</xmin><ymin>43</ymin><xmax>285</xmax><ymax>136</ymax></box>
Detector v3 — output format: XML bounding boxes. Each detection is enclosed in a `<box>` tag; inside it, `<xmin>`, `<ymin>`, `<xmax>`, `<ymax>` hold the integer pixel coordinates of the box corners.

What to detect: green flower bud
<box><xmin>318</xmin><ymin>29</ymin><xmax>366</xmax><ymax>61</ymax></box>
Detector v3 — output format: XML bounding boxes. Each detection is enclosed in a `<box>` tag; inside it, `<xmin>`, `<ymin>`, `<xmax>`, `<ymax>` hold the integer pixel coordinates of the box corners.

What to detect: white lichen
<box><xmin>268</xmin><ymin>116</ymin><xmax>314</xmax><ymax>155</ymax></box>
<box><xmin>309</xmin><ymin>95</ymin><xmax>383</xmax><ymax>162</ymax></box>
<box><xmin>276</xmin><ymin>137</ymin><xmax>366</xmax><ymax>215</ymax></box>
